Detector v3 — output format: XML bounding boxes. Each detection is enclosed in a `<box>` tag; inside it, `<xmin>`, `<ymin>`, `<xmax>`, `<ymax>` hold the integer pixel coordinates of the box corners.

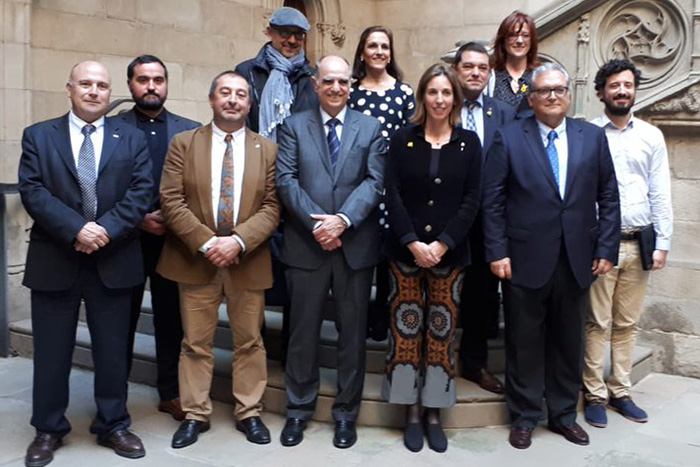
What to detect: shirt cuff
<box><xmin>232</xmin><ymin>234</ymin><xmax>246</xmax><ymax>253</ymax></box>
<box><xmin>199</xmin><ymin>236</ymin><xmax>217</xmax><ymax>253</ymax></box>
<box><xmin>655</xmin><ymin>238</ymin><xmax>671</xmax><ymax>251</ymax></box>
<box><xmin>337</xmin><ymin>213</ymin><xmax>351</xmax><ymax>228</ymax></box>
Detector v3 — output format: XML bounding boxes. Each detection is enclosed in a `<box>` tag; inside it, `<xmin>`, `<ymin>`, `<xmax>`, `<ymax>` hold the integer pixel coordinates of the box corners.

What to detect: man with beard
<box><xmin>583</xmin><ymin>59</ymin><xmax>672</xmax><ymax>428</ymax></box>
<box><xmin>119</xmin><ymin>55</ymin><xmax>200</xmax><ymax>421</ymax></box>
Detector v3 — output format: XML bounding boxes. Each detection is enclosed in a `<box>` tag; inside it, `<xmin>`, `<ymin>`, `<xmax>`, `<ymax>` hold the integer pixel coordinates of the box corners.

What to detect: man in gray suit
<box><xmin>276</xmin><ymin>55</ymin><xmax>386</xmax><ymax>449</ymax></box>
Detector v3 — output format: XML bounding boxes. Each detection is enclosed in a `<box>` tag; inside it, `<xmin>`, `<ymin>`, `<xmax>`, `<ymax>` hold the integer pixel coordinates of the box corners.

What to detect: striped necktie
<box><xmin>77</xmin><ymin>124</ymin><xmax>97</xmax><ymax>220</ymax></box>
<box><xmin>216</xmin><ymin>133</ymin><xmax>234</xmax><ymax>236</ymax></box>
<box><xmin>327</xmin><ymin>117</ymin><xmax>340</xmax><ymax>171</ymax></box>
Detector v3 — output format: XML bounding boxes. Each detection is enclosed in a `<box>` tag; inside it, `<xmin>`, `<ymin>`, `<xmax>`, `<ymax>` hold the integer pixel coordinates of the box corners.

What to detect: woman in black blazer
<box><xmin>382</xmin><ymin>64</ymin><xmax>482</xmax><ymax>453</ymax></box>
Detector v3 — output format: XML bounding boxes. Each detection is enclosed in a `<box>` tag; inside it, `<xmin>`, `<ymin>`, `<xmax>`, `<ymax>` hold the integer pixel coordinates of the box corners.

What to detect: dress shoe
<box><xmin>280</xmin><ymin>418</ymin><xmax>306</xmax><ymax>447</ymax></box>
<box><xmin>508</xmin><ymin>426</ymin><xmax>533</xmax><ymax>449</ymax></box>
<box><xmin>584</xmin><ymin>398</ymin><xmax>608</xmax><ymax>428</ymax></box>
<box><xmin>549</xmin><ymin>422</ymin><xmax>589</xmax><ymax>446</ymax></box>
<box><xmin>25</xmin><ymin>433</ymin><xmax>62</xmax><ymax>467</ymax></box>
<box><xmin>158</xmin><ymin>397</ymin><xmax>186</xmax><ymax>421</ymax></box>
<box><xmin>424</xmin><ymin>421</ymin><xmax>447</xmax><ymax>453</ymax></box>
<box><xmin>236</xmin><ymin>416</ymin><xmax>271</xmax><ymax>444</ymax></box>
<box><xmin>403</xmin><ymin>422</ymin><xmax>423</xmax><ymax>452</ymax></box>
<box><xmin>333</xmin><ymin>420</ymin><xmax>357</xmax><ymax>449</ymax></box>
<box><xmin>463</xmin><ymin>368</ymin><xmax>505</xmax><ymax>394</ymax></box>
<box><xmin>97</xmin><ymin>429</ymin><xmax>145</xmax><ymax>459</ymax></box>
<box><xmin>171</xmin><ymin>420</ymin><xmax>210</xmax><ymax>449</ymax></box>
<box><xmin>609</xmin><ymin>396</ymin><xmax>648</xmax><ymax>423</ymax></box>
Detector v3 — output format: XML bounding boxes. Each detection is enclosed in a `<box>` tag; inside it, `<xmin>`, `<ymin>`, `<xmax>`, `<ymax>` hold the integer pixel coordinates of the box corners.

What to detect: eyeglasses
<box><xmin>271</xmin><ymin>26</ymin><xmax>306</xmax><ymax>41</ymax></box>
<box><xmin>530</xmin><ymin>86</ymin><xmax>569</xmax><ymax>98</ymax></box>
<box><xmin>507</xmin><ymin>33</ymin><xmax>530</xmax><ymax>42</ymax></box>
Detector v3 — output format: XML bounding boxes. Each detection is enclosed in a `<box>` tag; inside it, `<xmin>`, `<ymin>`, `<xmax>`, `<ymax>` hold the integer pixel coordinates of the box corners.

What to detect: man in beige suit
<box><xmin>157</xmin><ymin>70</ymin><xmax>280</xmax><ymax>448</ymax></box>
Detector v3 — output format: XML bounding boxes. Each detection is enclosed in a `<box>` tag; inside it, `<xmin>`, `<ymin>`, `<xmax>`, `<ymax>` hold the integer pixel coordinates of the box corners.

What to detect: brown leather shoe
<box><xmin>549</xmin><ymin>422</ymin><xmax>589</xmax><ymax>446</ymax></box>
<box><xmin>508</xmin><ymin>426</ymin><xmax>533</xmax><ymax>449</ymax></box>
<box><xmin>97</xmin><ymin>429</ymin><xmax>146</xmax><ymax>459</ymax></box>
<box><xmin>25</xmin><ymin>433</ymin><xmax>62</xmax><ymax>467</ymax></box>
<box><xmin>158</xmin><ymin>397</ymin><xmax>185</xmax><ymax>421</ymax></box>
<box><xmin>463</xmin><ymin>368</ymin><xmax>505</xmax><ymax>394</ymax></box>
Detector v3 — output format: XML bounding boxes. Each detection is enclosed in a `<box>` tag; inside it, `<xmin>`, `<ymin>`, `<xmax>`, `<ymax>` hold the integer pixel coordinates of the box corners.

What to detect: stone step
<box><xmin>9</xmin><ymin>319</ymin><xmax>654</xmax><ymax>428</ymax></box>
<box><xmin>136</xmin><ymin>291</ymin><xmax>506</xmax><ymax>374</ymax></box>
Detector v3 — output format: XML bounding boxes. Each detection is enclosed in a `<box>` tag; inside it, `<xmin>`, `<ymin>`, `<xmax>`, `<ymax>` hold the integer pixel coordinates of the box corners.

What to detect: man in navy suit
<box><xmin>482</xmin><ymin>63</ymin><xmax>620</xmax><ymax>449</ymax></box>
<box><xmin>452</xmin><ymin>41</ymin><xmax>514</xmax><ymax>394</ymax></box>
<box><xmin>18</xmin><ymin>61</ymin><xmax>152</xmax><ymax>466</ymax></box>
<box><xmin>119</xmin><ymin>55</ymin><xmax>200</xmax><ymax>422</ymax></box>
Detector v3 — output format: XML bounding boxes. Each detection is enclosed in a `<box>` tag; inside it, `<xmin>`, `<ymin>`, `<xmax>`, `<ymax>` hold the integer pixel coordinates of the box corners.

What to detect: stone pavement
<box><xmin>1</xmin><ymin>356</ymin><xmax>699</xmax><ymax>467</ymax></box>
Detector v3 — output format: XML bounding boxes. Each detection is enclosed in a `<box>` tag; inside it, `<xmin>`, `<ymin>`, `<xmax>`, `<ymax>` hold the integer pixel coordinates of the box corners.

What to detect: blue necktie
<box><xmin>464</xmin><ymin>100</ymin><xmax>478</xmax><ymax>132</ymax></box>
<box><xmin>327</xmin><ymin>118</ymin><xmax>340</xmax><ymax>170</ymax></box>
<box><xmin>546</xmin><ymin>130</ymin><xmax>559</xmax><ymax>189</ymax></box>
<box><xmin>77</xmin><ymin>124</ymin><xmax>97</xmax><ymax>220</ymax></box>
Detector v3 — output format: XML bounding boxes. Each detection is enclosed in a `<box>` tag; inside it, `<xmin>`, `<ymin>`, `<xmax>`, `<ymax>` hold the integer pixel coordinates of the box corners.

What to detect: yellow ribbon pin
<box><xmin>407</xmin><ymin>141</ymin><xmax>414</xmax><ymax>147</ymax></box>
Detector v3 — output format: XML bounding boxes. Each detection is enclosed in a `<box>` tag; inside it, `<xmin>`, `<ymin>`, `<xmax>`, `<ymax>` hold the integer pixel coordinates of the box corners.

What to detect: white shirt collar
<box><xmin>211</xmin><ymin>122</ymin><xmax>246</xmax><ymax>142</ymax></box>
<box><xmin>69</xmin><ymin>110</ymin><xmax>104</xmax><ymax>133</ymax></box>
<box><xmin>320</xmin><ymin>106</ymin><xmax>348</xmax><ymax>126</ymax></box>
<box><xmin>536</xmin><ymin>118</ymin><xmax>567</xmax><ymax>139</ymax></box>
<box><xmin>598</xmin><ymin>112</ymin><xmax>635</xmax><ymax>131</ymax></box>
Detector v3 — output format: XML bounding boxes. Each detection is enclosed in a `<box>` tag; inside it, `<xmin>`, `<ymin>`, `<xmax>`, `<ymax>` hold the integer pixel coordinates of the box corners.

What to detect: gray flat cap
<box><xmin>269</xmin><ymin>7</ymin><xmax>310</xmax><ymax>32</ymax></box>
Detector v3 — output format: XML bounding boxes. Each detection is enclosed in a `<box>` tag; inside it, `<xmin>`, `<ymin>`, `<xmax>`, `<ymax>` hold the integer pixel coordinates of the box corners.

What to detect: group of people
<box><xmin>16</xmin><ymin>6</ymin><xmax>672</xmax><ymax>467</ymax></box>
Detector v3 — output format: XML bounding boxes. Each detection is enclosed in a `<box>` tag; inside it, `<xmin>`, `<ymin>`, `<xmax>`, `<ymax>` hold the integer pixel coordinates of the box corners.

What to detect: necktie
<box><xmin>77</xmin><ymin>124</ymin><xmax>97</xmax><ymax>220</ymax></box>
<box><xmin>216</xmin><ymin>133</ymin><xmax>234</xmax><ymax>236</ymax></box>
<box><xmin>327</xmin><ymin>118</ymin><xmax>340</xmax><ymax>170</ymax></box>
<box><xmin>464</xmin><ymin>100</ymin><xmax>478</xmax><ymax>132</ymax></box>
<box><xmin>546</xmin><ymin>130</ymin><xmax>560</xmax><ymax>189</ymax></box>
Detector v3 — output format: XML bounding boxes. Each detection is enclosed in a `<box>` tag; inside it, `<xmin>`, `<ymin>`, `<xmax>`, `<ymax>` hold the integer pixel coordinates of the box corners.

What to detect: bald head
<box><xmin>66</xmin><ymin>61</ymin><xmax>111</xmax><ymax>123</ymax></box>
<box><xmin>312</xmin><ymin>55</ymin><xmax>351</xmax><ymax>117</ymax></box>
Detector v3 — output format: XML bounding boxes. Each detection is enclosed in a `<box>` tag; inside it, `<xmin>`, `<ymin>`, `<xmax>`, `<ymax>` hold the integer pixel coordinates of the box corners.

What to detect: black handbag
<box><xmin>638</xmin><ymin>224</ymin><xmax>656</xmax><ymax>271</ymax></box>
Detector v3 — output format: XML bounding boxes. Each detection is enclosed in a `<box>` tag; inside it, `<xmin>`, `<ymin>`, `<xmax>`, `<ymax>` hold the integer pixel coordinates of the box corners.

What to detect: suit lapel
<box><xmin>309</xmin><ymin>110</ymin><xmax>334</xmax><ymax>177</ymax></box>
<box><xmin>238</xmin><ymin>129</ymin><xmax>262</xmax><ymax>223</ymax></box>
<box><xmin>482</xmin><ymin>96</ymin><xmax>497</xmax><ymax>157</ymax></box>
<box><xmin>522</xmin><ymin>117</ymin><xmax>560</xmax><ymax>196</ymax></box>
<box><xmin>99</xmin><ymin>118</ymin><xmax>120</xmax><ymax>174</ymax></box>
<box><xmin>195</xmin><ymin>125</ymin><xmax>216</xmax><ymax>229</ymax></box>
<box><xmin>563</xmin><ymin>118</ymin><xmax>583</xmax><ymax>201</ymax></box>
<box><xmin>50</xmin><ymin>114</ymin><xmax>79</xmax><ymax>182</ymax></box>
<box><xmin>333</xmin><ymin>109</ymin><xmax>359</xmax><ymax>182</ymax></box>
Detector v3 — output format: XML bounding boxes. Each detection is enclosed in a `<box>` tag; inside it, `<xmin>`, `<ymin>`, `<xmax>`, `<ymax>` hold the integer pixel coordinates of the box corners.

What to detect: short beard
<box><xmin>134</xmin><ymin>93</ymin><xmax>165</xmax><ymax>111</ymax></box>
<box><xmin>604</xmin><ymin>96</ymin><xmax>633</xmax><ymax>117</ymax></box>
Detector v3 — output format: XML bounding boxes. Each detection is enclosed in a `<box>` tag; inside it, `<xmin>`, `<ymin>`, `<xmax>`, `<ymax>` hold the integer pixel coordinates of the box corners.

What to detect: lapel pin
<box><xmin>520</xmin><ymin>83</ymin><xmax>528</xmax><ymax>93</ymax></box>
<box><xmin>486</xmin><ymin>108</ymin><xmax>493</xmax><ymax>117</ymax></box>
<box><xmin>460</xmin><ymin>142</ymin><xmax>466</xmax><ymax>151</ymax></box>
<box><xmin>112</xmin><ymin>134</ymin><xmax>119</xmax><ymax>138</ymax></box>
<box><xmin>407</xmin><ymin>141</ymin><xmax>413</xmax><ymax>148</ymax></box>
<box><xmin>255</xmin><ymin>143</ymin><xmax>261</xmax><ymax>148</ymax></box>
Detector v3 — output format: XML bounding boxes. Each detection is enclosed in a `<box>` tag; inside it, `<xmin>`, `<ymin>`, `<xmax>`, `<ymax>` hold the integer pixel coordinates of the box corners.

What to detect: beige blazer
<box><xmin>157</xmin><ymin>124</ymin><xmax>280</xmax><ymax>289</ymax></box>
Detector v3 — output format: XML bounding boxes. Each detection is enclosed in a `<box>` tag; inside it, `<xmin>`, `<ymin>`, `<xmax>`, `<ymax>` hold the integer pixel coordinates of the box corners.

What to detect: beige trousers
<box><xmin>583</xmin><ymin>240</ymin><xmax>650</xmax><ymax>401</ymax></box>
<box><xmin>178</xmin><ymin>268</ymin><xmax>267</xmax><ymax>421</ymax></box>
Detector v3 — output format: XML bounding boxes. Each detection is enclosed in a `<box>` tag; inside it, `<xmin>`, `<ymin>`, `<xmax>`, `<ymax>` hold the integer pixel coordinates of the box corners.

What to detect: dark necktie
<box><xmin>327</xmin><ymin>117</ymin><xmax>340</xmax><ymax>171</ymax></box>
<box><xmin>77</xmin><ymin>124</ymin><xmax>97</xmax><ymax>220</ymax></box>
<box><xmin>464</xmin><ymin>100</ymin><xmax>478</xmax><ymax>132</ymax></box>
<box><xmin>546</xmin><ymin>130</ymin><xmax>560</xmax><ymax>189</ymax></box>
<box><xmin>216</xmin><ymin>133</ymin><xmax>234</xmax><ymax>236</ymax></box>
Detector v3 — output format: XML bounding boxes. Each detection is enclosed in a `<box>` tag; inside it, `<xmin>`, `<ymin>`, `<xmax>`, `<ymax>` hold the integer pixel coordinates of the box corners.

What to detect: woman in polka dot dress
<box><xmin>349</xmin><ymin>25</ymin><xmax>415</xmax><ymax>342</ymax></box>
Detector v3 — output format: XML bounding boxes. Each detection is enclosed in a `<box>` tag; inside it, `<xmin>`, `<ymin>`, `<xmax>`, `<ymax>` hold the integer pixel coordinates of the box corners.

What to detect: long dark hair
<box><xmin>351</xmin><ymin>25</ymin><xmax>404</xmax><ymax>82</ymax></box>
<box><xmin>492</xmin><ymin>11</ymin><xmax>540</xmax><ymax>72</ymax></box>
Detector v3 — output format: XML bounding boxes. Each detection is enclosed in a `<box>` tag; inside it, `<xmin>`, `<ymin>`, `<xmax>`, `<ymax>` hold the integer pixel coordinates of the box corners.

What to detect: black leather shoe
<box><xmin>96</xmin><ymin>429</ymin><xmax>145</xmax><ymax>459</ymax></box>
<box><xmin>25</xmin><ymin>433</ymin><xmax>62</xmax><ymax>467</ymax></box>
<box><xmin>280</xmin><ymin>418</ymin><xmax>306</xmax><ymax>447</ymax></box>
<box><xmin>171</xmin><ymin>420</ymin><xmax>210</xmax><ymax>449</ymax></box>
<box><xmin>509</xmin><ymin>426</ymin><xmax>533</xmax><ymax>449</ymax></box>
<box><xmin>236</xmin><ymin>416</ymin><xmax>271</xmax><ymax>444</ymax></box>
<box><xmin>549</xmin><ymin>422</ymin><xmax>589</xmax><ymax>446</ymax></box>
<box><xmin>333</xmin><ymin>420</ymin><xmax>357</xmax><ymax>449</ymax></box>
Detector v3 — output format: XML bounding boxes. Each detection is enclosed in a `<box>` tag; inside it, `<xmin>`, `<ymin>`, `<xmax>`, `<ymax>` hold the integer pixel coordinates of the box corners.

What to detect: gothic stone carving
<box><xmin>648</xmin><ymin>85</ymin><xmax>700</xmax><ymax>114</ymax></box>
<box><xmin>317</xmin><ymin>22</ymin><xmax>346</xmax><ymax>46</ymax></box>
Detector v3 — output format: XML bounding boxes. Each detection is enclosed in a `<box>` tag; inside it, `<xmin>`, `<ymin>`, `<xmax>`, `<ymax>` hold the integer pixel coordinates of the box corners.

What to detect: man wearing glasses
<box><xmin>482</xmin><ymin>63</ymin><xmax>620</xmax><ymax>450</ymax></box>
<box><xmin>235</xmin><ymin>7</ymin><xmax>318</xmax><ymax>142</ymax></box>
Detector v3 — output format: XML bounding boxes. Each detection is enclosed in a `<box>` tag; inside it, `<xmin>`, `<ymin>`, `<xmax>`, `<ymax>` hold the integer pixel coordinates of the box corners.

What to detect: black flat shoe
<box><xmin>171</xmin><ymin>420</ymin><xmax>210</xmax><ymax>449</ymax></box>
<box><xmin>280</xmin><ymin>418</ymin><xmax>306</xmax><ymax>447</ymax></box>
<box><xmin>333</xmin><ymin>420</ymin><xmax>357</xmax><ymax>449</ymax></box>
<box><xmin>403</xmin><ymin>422</ymin><xmax>423</xmax><ymax>452</ymax></box>
<box><xmin>236</xmin><ymin>416</ymin><xmax>271</xmax><ymax>445</ymax></box>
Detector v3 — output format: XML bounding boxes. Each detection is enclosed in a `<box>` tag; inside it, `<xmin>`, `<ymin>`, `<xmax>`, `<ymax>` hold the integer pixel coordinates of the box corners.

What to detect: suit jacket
<box><xmin>383</xmin><ymin>125</ymin><xmax>482</xmax><ymax>266</ymax></box>
<box><xmin>157</xmin><ymin>124</ymin><xmax>281</xmax><ymax>289</ymax></box>
<box><xmin>116</xmin><ymin>108</ymin><xmax>200</xmax><ymax>209</ymax></box>
<box><xmin>18</xmin><ymin>113</ymin><xmax>153</xmax><ymax>291</ymax></box>
<box><xmin>482</xmin><ymin>116</ymin><xmax>620</xmax><ymax>289</ymax></box>
<box><xmin>275</xmin><ymin>107</ymin><xmax>386</xmax><ymax>271</ymax></box>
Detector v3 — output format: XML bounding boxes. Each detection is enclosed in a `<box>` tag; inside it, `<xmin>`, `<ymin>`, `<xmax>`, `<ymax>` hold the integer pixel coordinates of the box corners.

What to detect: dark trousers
<box><xmin>503</xmin><ymin>248</ymin><xmax>588</xmax><ymax>428</ymax></box>
<box><xmin>284</xmin><ymin>251</ymin><xmax>373</xmax><ymax>422</ymax></box>
<box><xmin>31</xmin><ymin>257</ymin><xmax>132</xmax><ymax>436</ymax></box>
<box><xmin>128</xmin><ymin>232</ymin><xmax>182</xmax><ymax>401</ymax></box>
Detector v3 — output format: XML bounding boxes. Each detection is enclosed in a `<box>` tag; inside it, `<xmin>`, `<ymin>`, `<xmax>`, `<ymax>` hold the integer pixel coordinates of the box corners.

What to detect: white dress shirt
<box><xmin>68</xmin><ymin>111</ymin><xmax>105</xmax><ymax>169</ymax></box>
<box><xmin>591</xmin><ymin>113</ymin><xmax>673</xmax><ymax>250</ymax></box>
<box><xmin>200</xmin><ymin>123</ymin><xmax>246</xmax><ymax>252</ymax></box>
<box><xmin>536</xmin><ymin>118</ymin><xmax>568</xmax><ymax>200</ymax></box>
<box><xmin>317</xmin><ymin>106</ymin><xmax>351</xmax><ymax>228</ymax></box>
<box><xmin>460</xmin><ymin>94</ymin><xmax>484</xmax><ymax>145</ymax></box>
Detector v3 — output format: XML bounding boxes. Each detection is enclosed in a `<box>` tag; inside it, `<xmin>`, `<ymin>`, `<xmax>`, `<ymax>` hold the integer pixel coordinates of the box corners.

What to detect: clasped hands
<box><xmin>205</xmin><ymin>236</ymin><xmax>242</xmax><ymax>268</ymax></box>
<box><xmin>408</xmin><ymin>240</ymin><xmax>447</xmax><ymax>268</ymax></box>
<box><xmin>74</xmin><ymin>221</ymin><xmax>110</xmax><ymax>254</ymax></box>
<box><xmin>311</xmin><ymin>214</ymin><xmax>346</xmax><ymax>251</ymax></box>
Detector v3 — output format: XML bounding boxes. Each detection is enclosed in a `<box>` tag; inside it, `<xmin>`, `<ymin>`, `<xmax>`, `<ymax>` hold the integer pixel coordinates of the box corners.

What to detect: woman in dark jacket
<box><xmin>382</xmin><ymin>64</ymin><xmax>482</xmax><ymax>453</ymax></box>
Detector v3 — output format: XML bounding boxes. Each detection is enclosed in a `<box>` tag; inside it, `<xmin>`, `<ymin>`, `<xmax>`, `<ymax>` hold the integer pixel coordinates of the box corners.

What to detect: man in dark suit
<box><xmin>452</xmin><ymin>41</ymin><xmax>514</xmax><ymax>394</ymax></box>
<box><xmin>119</xmin><ymin>54</ymin><xmax>200</xmax><ymax>422</ymax></box>
<box><xmin>276</xmin><ymin>55</ymin><xmax>386</xmax><ymax>449</ymax></box>
<box><xmin>482</xmin><ymin>63</ymin><xmax>620</xmax><ymax>449</ymax></box>
<box><xmin>18</xmin><ymin>61</ymin><xmax>153</xmax><ymax>466</ymax></box>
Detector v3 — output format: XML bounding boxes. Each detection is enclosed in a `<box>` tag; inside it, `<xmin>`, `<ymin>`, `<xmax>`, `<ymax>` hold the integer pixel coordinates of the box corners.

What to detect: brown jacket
<box><xmin>157</xmin><ymin>124</ymin><xmax>280</xmax><ymax>289</ymax></box>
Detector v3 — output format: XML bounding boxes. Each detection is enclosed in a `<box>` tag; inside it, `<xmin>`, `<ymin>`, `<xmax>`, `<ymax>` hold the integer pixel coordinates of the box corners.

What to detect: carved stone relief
<box><xmin>595</xmin><ymin>0</ymin><xmax>687</xmax><ymax>89</ymax></box>
<box><xmin>317</xmin><ymin>22</ymin><xmax>346</xmax><ymax>47</ymax></box>
<box><xmin>647</xmin><ymin>84</ymin><xmax>700</xmax><ymax>114</ymax></box>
